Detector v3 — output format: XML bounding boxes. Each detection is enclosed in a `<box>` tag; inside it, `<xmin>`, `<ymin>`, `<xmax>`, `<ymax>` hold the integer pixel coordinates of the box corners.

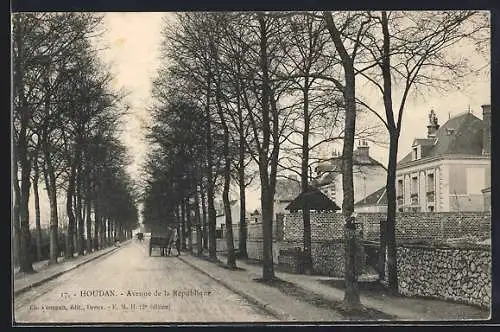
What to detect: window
<box><xmin>411</xmin><ymin>176</ymin><xmax>418</xmax><ymax>194</ymax></box>
<box><xmin>397</xmin><ymin>179</ymin><xmax>403</xmax><ymax>196</ymax></box>
<box><xmin>413</xmin><ymin>148</ymin><xmax>418</xmax><ymax>160</ymax></box>
<box><xmin>426</xmin><ymin>173</ymin><xmax>434</xmax><ymax>191</ymax></box>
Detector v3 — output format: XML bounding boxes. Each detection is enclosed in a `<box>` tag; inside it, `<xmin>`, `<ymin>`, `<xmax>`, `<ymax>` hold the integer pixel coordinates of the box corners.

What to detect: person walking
<box><xmin>173</xmin><ymin>228</ymin><xmax>181</xmax><ymax>257</ymax></box>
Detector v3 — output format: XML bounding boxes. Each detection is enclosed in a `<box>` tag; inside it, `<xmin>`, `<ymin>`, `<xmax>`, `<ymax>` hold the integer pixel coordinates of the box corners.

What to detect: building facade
<box><xmin>396</xmin><ymin>106</ymin><xmax>491</xmax><ymax>212</ymax></box>
<box><xmin>314</xmin><ymin>140</ymin><xmax>388</xmax><ymax>211</ymax></box>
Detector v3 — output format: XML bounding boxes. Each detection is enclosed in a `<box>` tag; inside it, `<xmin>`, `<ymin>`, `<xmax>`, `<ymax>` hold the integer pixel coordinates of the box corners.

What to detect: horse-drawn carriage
<box><xmin>148</xmin><ymin>226</ymin><xmax>174</xmax><ymax>257</ymax></box>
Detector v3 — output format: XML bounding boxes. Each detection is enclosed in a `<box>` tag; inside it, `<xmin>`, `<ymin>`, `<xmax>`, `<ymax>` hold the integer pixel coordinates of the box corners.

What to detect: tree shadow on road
<box><xmin>253</xmin><ymin>276</ymin><xmax>395</xmax><ymax>321</ymax></box>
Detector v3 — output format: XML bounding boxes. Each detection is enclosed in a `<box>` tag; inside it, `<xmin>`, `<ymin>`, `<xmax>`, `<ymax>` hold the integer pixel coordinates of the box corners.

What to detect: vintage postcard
<box><xmin>12</xmin><ymin>10</ymin><xmax>492</xmax><ymax>325</ymax></box>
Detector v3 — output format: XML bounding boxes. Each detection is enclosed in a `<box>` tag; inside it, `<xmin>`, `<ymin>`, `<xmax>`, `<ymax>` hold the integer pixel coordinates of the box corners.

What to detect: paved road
<box><xmin>14</xmin><ymin>240</ymin><xmax>276</xmax><ymax>323</ymax></box>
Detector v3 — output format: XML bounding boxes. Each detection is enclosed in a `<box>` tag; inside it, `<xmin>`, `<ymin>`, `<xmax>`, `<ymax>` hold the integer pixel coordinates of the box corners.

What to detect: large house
<box><xmin>396</xmin><ymin>105</ymin><xmax>491</xmax><ymax>212</ymax></box>
<box><xmin>314</xmin><ymin>140</ymin><xmax>388</xmax><ymax>211</ymax></box>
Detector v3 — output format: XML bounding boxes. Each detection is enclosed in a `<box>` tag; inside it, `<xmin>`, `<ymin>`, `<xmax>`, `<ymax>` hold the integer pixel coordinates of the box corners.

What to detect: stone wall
<box><xmin>395</xmin><ymin>244</ymin><xmax>491</xmax><ymax>308</ymax></box>
<box><xmin>216</xmin><ymin>238</ymin><xmax>291</xmax><ymax>262</ymax></box>
<box><xmin>217</xmin><ymin>237</ymin><xmax>366</xmax><ymax>277</ymax></box>
<box><xmin>309</xmin><ymin>239</ymin><xmax>366</xmax><ymax>277</ymax></box>
<box><xmin>284</xmin><ymin>211</ymin><xmax>491</xmax><ymax>243</ymax></box>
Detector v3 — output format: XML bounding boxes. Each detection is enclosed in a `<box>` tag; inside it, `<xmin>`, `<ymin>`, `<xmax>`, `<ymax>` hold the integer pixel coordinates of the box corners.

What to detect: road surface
<box><xmin>14</xmin><ymin>240</ymin><xmax>276</xmax><ymax>323</ymax></box>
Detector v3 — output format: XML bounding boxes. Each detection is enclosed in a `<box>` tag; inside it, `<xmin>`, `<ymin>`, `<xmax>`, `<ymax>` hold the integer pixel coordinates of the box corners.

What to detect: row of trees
<box><xmin>12</xmin><ymin>13</ymin><xmax>139</xmax><ymax>273</ymax></box>
<box><xmin>142</xmin><ymin>11</ymin><xmax>488</xmax><ymax>310</ymax></box>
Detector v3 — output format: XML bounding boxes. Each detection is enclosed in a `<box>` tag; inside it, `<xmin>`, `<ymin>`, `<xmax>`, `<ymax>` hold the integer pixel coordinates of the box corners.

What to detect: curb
<box><xmin>178</xmin><ymin>255</ymin><xmax>295</xmax><ymax>321</ymax></box>
<box><xmin>14</xmin><ymin>241</ymin><xmax>130</xmax><ymax>297</ymax></box>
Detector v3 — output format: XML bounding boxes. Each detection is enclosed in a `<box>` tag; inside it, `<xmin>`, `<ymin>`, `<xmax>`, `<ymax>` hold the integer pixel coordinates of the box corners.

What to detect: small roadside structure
<box><xmin>280</xmin><ymin>187</ymin><xmax>341</xmax><ymax>275</ymax></box>
<box><xmin>285</xmin><ymin>186</ymin><xmax>341</xmax><ymax>212</ymax></box>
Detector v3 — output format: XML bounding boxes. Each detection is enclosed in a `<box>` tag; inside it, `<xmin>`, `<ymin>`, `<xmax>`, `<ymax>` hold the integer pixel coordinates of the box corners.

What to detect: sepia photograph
<box><xmin>11</xmin><ymin>10</ymin><xmax>492</xmax><ymax>325</ymax></box>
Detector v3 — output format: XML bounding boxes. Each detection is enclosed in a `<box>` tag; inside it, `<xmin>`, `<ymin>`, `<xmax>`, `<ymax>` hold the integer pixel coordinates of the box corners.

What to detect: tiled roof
<box><xmin>315</xmin><ymin>148</ymin><xmax>386</xmax><ymax>186</ymax></box>
<box><xmin>398</xmin><ymin>112</ymin><xmax>484</xmax><ymax>167</ymax></box>
<box><xmin>354</xmin><ymin>186</ymin><xmax>387</xmax><ymax>206</ymax></box>
<box><xmin>413</xmin><ymin>138</ymin><xmax>436</xmax><ymax>146</ymax></box>
<box><xmin>285</xmin><ymin>187</ymin><xmax>341</xmax><ymax>212</ymax></box>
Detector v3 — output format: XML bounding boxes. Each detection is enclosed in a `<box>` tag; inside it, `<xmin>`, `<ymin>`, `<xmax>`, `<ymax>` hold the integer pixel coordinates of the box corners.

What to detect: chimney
<box><xmin>357</xmin><ymin>139</ymin><xmax>369</xmax><ymax>159</ymax></box>
<box><xmin>427</xmin><ymin>109</ymin><xmax>440</xmax><ymax>138</ymax></box>
<box><xmin>482</xmin><ymin>104</ymin><xmax>491</xmax><ymax>155</ymax></box>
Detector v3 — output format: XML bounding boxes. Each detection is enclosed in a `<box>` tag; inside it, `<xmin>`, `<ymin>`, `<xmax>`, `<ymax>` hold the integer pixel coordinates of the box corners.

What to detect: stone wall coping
<box><xmin>287</xmin><ymin>211</ymin><xmax>491</xmax><ymax>217</ymax></box>
<box><xmin>398</xmin><ymin>243</ymin><xmax>491</xmax><ymax>251</ymax></box>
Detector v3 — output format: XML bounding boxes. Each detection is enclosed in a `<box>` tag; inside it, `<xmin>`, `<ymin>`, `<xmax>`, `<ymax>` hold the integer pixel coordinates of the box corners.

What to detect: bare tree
<box><xmin>351</xmin><ymin>10</ymin><xmax>490</xmax><ymax>291</ymax></box>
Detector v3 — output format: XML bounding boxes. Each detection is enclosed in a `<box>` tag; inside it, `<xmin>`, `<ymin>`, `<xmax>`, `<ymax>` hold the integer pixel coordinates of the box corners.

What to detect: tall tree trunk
<box><xmin>65</xmin><ymin>163</ymin><xmax>76</xmax><ymax>259</ymax></box>
<box><xmin>235</xmin><ymin>61</ymin><xmax>248</xmax><ymax>259</ymax></box>
<box><xmin>205</xmin><ymin>80</ymin><xmax>217</xmax><ymax>259</ymax></box>
<box><xmin>43</xmin><ymin>149</ymin><xmax>59</xmax><ymax>265</ymax></box>
<box><xmin>201</xmin><ymin>184</ymin><xmax>208</xmax><ymax>251</ymax></box>
<box><xmin>13</xmin><ymin>15</ymin><xmax>34</xmax><ymax>273</ymax></box>
<box><xmin>257</xmin><ymin>13</ymin><xmax>276</xmax><ymax>281</ymax></box>
<box><xmin>76</xmin><ymin>162</ymin><xmax>84</xmax><ymax>255</ymax></box>
<box><xmin>260</xmin><ymin>183</ymin><xmax>274</xmax><ymax>280</ymax></box>
<box><xmin>180</xmin><ymin>202</ymin><xmax>186</xmax><ymax>251</ymax></box>
<box><xmin>194</xmin><ymin>187</ymin><xmax>203</xmax><ymax>256</ymax></box>
<box><xmin>107</xmin><ymin>218</ymin><xmax>111</xmax><ymax>244</ymax></box>
<box><xmin>93</xmin><ymin>193</ymin><xmax>100</xmax><ymax>250</ymax></box>
<box><xmin>223</xmin><ymin>164</ymin><xmax>236</xmax><ymax>268</ymax></box>
<box><xmin>19</xmin><ymin>153</ymin><xmax>33</xmax><ymax>272</ymax></box>
<box><xmin>185</xmin><ymin>198</ymin><xmax>192</xmax><ymax>253</ymax></box>
<box><xmin>301</xmin><ymin>82</ymin><xmax>313</xmax><ymax>274</ymax></box>
<box><xmin>214</xmin><ymin>66</ymin><xmax>236</xmax><ymax>268</ymax></box>
<box><xmin>85</xmin><ymin>181</ymin><xmax>93</xmax><ymax>253</ymax></box>
<box><xmin>12</xmin><ymin>150</ymin><xmax>21</xmax><ymax>268</ymax></box>
<box><xmin>33</xmin><ymin>158</ymin><xmax>42</xmax><ymax>262</ymax></box>
<box><xmin>341</xmin><ymin>72</ymin><xmax>361</xmax><ymax>310</ymax></box>
<box><xmin>380</xmin><ymin>11</ymin><xmax>399</xmax><ymax>293</ymax></box>
<box><xmin>101</xmin><ymin>216</ymin><xmax>106</xmax><ymax>248</ymax></box>
<box><xmin>323</xmin><ymin>11</ymin><xmax>361</xmax><ymax>310</ymax></box>
<box><xmin>385</xmin><ymin>133</ymin><xmax>399</xmax><ymax>290</ymax></box>
<box><xmin>237</xmin><ymin>102</ymin><xmax>248</xmax><ymax>259</ymax></box>
<box><xmin>238</xmin><ymin>166</ymin><xmax>248</xmax><ymax>259</ymax></box>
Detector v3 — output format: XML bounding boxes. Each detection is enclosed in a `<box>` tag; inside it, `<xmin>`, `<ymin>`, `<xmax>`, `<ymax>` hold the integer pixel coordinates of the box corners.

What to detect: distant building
<box><xmin>396</xmin><ymin>106</ymin><xmax>491</xmax><ymax>212</ymax></box>
<box><xmin>215</xmin><ymin>200</ymin><xmax>244</xmax><ymax>229</ymax></box>
<box><xmin>274</xmin><ymin>176</ymin><xmax>301</xmax><ymax>215</ymax></box>
<box><xmin>354</xmin><ymin>186</ymin><xmax>388</xmax><ymax>213</ymax></box>
<box><xmin>314</xmin><ymin>140</ymin><xmax>387</xmax><ymax>211</ymax></box>
<box><xmin>249</xmin><ymin>209</ymin><xmax>261</xmax><ymax>224</ymax></box>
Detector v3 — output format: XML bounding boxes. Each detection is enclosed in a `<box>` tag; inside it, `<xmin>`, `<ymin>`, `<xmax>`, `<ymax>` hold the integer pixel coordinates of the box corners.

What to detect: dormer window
<box><xmin>412</xmin><ymin>146</ymin><xmax>421</xmax><ymax>160</ymax></box>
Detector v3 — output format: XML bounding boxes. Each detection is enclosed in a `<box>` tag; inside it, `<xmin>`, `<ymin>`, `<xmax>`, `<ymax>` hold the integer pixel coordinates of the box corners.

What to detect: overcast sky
<box><xmin>28</xmin><ymin>12</ymin><xmax>491</xmax><ymax>222</ymax></box>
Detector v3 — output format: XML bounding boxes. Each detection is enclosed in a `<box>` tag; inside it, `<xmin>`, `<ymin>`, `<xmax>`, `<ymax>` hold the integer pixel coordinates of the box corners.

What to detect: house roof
<box><xmin>412</xmin><ymin>138</ymin><xmax>436</xmax><ymax>146</ymax></box>
<box><xmin>316</xmin><ymin>151</ymin><xmax>385</xmax><ymax>173</ymax></box>
<box><xmin>314</xmin><ymin>149</ymin><xmax>386</xmax><ymax>187</ymax></box>
<box><xmin>285</xmin><ymin>186</ymin><xmax>341</xmax><ymax>212</ymax></box>
<box><xmin>250</xmin><ymin>209</ymin><xmax>260</xmax><ymax>216</ymax></box>
<box><xmin>354</xmin><ymin>186</ymin><xmax>387</xmax><ymax>207</ymax></box>
<box><xmin>398</xmin><ymin>112</ymin><xmax>484</xmax><ymax>167</ymax></box>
